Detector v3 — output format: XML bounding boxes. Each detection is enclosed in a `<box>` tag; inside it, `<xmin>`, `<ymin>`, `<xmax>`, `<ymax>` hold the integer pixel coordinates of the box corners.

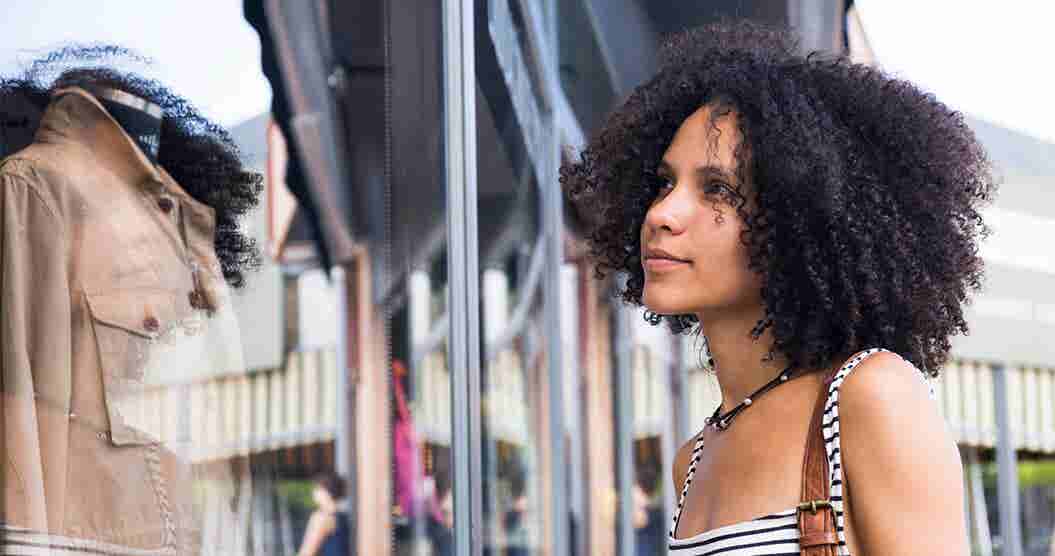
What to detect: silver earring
<box><xmin>697</xmin><ymin>332</ymin><xmax>715</xmax><ymax>371</ymax></box>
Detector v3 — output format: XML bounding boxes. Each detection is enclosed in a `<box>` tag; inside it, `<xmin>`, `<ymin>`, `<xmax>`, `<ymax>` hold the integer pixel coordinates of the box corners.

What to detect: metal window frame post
<box><xmin>612</xmin><ymin>298</ymin><xmax>636</xmax><ymax>556</ymax></box>
<box><xmin>992</xmin><ymin>362</ymin><xmax>1023</xmax><ymax>556</ymax></box>
<box><xmin>444</xmin><ymin>0</ymin><xmax>484</xmax><ymax>554</ymax></box>
<box><xmin>544</xmin><ymin>124</ymin><xmax>569</xmax><ymax>556</ymax></box>
<box><xmin>540</xmin><ymin>0</ymin><xmax>570</xmax><ymax>554</ymax></box>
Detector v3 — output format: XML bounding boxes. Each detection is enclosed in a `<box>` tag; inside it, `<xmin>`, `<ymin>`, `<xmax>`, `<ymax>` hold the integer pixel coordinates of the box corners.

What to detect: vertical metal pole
<box><xmin>542</xmin><ymin>0</ymin><xmax>569</xmax><ymax>553</ymax></box>
<box><xmin>612</xmin><ymin>299</ymin><xmax>635</xmax><ymax>556</ymax></box>
<box><xmin>563</xmin><ymin>265</ymin><xmax>586</xmax><ymax>556</ymax></box>
<box><xmin>544</xmin><ymin>148</ymin><xmax>568</xmax><ymax>556</ymax></box>
<box><xmin>444</xmin><ymin>0</ymin><xmax>483</xmax><ymax>554</ymax></box>
<box><xmin>964</xmin><ymin>446</ymin><xmax>993</xmax><ymax>556</ymax></box>
<box><xmin>993</xmin><ymin>362</ymin><xmax>1023</xmax><ymax>556</ymax></box>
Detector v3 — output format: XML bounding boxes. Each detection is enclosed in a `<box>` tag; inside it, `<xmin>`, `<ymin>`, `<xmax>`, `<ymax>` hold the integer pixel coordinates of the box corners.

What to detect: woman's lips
<box><xmin>644</xmin><ymin>257</ymin><xmax>691</xmax><ymax>272</ymax></box>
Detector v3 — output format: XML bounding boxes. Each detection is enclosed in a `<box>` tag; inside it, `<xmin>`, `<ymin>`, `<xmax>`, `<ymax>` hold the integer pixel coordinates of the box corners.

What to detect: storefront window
<box><xmin>474</xmin><ymin>0</ymin><xmax>569</xmax><ymax>553</ymax></box>
<box><xmin>476</xmin><ymin>84</ymin><xmax>547</xmax><ymax>554</ymax></box>
<box><xmin>385</xmin><ymin>1</ymin><xmax>452</xmax><ymax>554</ymax></box>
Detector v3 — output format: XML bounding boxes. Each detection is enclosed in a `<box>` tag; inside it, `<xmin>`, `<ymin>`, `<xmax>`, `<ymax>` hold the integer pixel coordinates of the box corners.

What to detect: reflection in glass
<box><xmin>393</xmin><ymin>258</ymin><xmax>455</xmax><ymax>556</ymax></box>
<box><xmin>476</xmin><ymin>55</ymin><xmax>547</xmax><ymax>550</ymax></box>
<box><xmin>384</xmin><ymin>0</ymin><xmax>452</xmax><ymax>553</ymax></box>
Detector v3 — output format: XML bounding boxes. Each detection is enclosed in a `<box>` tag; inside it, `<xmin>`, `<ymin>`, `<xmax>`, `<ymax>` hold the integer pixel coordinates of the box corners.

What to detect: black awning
<box><xmin>245</xmin><ymin>0</ymin><xmax>447</xmax><ymax>305</ymax></box>
<box><xmin>244</xmin><ymin>0</ymin><xmax>359</xmax><ymax>271</ymax></box>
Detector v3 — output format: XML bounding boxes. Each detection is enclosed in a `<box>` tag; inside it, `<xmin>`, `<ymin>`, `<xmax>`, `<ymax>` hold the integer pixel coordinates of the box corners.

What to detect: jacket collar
<box><xmin>35</xmin><ymin>86</ymin><xmax>165</xmax><ymax>189</ymax></box>
<box><xmin>34</xmin><ymin>86</ymin><xmax>215</xmax><ymax>223</ymax></box>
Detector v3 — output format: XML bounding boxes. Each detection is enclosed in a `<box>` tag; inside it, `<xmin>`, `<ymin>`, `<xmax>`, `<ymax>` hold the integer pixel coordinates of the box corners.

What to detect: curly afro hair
<box><xmin>560</xmin><ymin>21</ymin><xmax>996</xmax><ymax>376</ymax></box>
<box><xmin>0</xmin><ymin>45</ymin><xmax>263</xmax><ymax>289</ymax></box>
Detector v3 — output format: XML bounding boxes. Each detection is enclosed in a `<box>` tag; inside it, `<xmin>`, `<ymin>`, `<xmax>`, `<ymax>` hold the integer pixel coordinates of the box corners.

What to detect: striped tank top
<box><xmin>669</xmin><ymin>348</ymin><xmax>935</xmax><ymax>555</ymax></box>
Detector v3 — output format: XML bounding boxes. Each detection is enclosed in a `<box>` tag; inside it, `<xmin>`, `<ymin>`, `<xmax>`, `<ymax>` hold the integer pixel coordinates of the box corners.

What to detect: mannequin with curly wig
<box><xmin>0</xmin><ymin>46</ymin><xmax>262</xmax><ymax>553</ymax></box>
<box><xmin>0</xmin><ymin>45</ymin><xmax>261</xmax><ymax>287</ymax></box>
<box><xmin>562</xmin><ymin>22</ymin><xmax>992</xmax><ymax>554</ymax></box>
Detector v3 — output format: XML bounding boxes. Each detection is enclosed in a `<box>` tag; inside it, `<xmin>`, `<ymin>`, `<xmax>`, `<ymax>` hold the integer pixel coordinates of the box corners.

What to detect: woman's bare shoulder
<box><xmin>837</xmin><ymin>350</ymin><xmax>968</xmax><ymax>552</ymax></box>
<box><xmin>309</xmin><ymin>510</ymin><xmax>338</xmax><ymax>534</ymax></box>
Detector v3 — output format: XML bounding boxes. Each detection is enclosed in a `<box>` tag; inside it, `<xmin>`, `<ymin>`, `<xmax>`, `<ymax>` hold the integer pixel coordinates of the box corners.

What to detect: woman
<box><xmin>297</xmin><ymin>473</ymin><xmax>352</xmax><ymax>556</ymax></box>
<box><xmin>561</xmin><ymin>21</ymin><xmax>993</xmax><ymax>554</ymax></box>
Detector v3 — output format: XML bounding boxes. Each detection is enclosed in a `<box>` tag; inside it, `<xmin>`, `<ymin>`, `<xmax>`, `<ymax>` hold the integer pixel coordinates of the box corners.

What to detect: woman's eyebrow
<box><xmin>657</xmin><ymin>161</ymin><xmax>738</xmax><ymax>185</ymax></box>
<box><xmin>694</xmin><ymin>164</ymin><xmax>737</xmax><ymax>183</ymax></box>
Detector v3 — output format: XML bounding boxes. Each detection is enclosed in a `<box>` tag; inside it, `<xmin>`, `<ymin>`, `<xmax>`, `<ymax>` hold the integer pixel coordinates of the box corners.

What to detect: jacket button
<box><xmin>157</xmin><ymin>197</ymin><xmax>175</xmax><ymax>213</ymax></box>
<box><xmin>143</xmin><ymin>316</ymin><xmax>160</xmax><ymax>332</ymax></box>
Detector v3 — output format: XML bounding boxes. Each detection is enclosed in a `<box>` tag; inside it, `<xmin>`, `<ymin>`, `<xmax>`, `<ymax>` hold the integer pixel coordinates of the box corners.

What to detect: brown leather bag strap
<box><xmin>798</xmin><ymin>368</ymin><xmax>840</xmax><ymax>555</ymax></box>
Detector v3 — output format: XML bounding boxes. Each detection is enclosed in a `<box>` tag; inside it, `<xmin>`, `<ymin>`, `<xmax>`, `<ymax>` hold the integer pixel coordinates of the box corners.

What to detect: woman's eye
<box><xmin>651</xmin><ymin>177</ymin><xmax>674</xmax><ymax>196</ymax></box>
<box><xmin>704</xmin><ymin>181</ymin><xmax>732</xmax><ymax>196</ymax></box>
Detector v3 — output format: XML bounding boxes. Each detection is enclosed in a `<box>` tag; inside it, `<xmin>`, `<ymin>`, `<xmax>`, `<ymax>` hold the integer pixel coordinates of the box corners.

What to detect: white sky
<box><xmin>0</xmin><ymin>0</ymin><xmax>272</xmax><ymax>127</ymax></box>
<box><xmin>0</xmin><ymin>1</ymin><xmax>1052</xmax><ymax>145</ymax></box>
<box><xmin>857</xmin><ymin>0</ymin><xmax>1055</xmax><ymax>144</ymax></box>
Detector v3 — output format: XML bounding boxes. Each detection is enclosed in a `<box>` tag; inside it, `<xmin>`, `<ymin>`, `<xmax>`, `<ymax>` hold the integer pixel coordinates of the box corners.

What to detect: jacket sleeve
<box><xmin>1</xmin><ymin>169</ymin><xmax>72</xmax><ymax>537</ymax></box>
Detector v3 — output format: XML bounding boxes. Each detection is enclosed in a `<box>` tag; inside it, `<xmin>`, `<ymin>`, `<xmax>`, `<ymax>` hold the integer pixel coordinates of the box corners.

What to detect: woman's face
<box><xmin>640</xmin><ymin>105</ymin><xmax>762</xmax><ymax>318</ymax></box>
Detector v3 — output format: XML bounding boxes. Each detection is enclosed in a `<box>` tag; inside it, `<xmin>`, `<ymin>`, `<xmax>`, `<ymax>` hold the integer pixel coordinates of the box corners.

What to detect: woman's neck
<box><xmin>698</xmin><ymin>308</ymin><xmax>793</xmax><ymax>413</ymax></box>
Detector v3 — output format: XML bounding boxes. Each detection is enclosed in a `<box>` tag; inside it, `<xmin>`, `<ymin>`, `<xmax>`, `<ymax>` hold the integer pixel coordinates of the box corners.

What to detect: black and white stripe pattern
<box><xmin>0</xmin><ymin>525</ymin><xmax>177</xmax><ymax>555</ymax></box>
<box><xmin>669</xmin><ymin>348</ymin><xmax>934</xmax><ymax>555</ymax></box>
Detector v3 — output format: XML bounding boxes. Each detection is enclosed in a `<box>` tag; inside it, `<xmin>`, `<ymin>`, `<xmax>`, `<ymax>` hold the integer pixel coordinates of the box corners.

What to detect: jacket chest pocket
<box><xmin>86</xmin><ymin>289</ymin><xmax>199</xmax><ymax>446</ymax></box>
<box><xmin>86</xmin><ymin>286</ymin><xmax>246</xmax><ymax>452</ymax></box>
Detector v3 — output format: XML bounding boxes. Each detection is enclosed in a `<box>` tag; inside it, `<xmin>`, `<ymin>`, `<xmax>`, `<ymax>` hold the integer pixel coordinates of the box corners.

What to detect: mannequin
<box><xmin>0</xmin><ymin>54</ymin><xmax>262</xmax><ymax>289</ymax></box>
<box><xmin>1</xmin><ymin>54</ymin><xmax>262</xmax><ymax>555</ymax></box>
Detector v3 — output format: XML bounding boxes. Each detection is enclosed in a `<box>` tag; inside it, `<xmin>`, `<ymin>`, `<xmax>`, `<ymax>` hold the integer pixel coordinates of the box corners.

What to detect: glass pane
<box><xmin>386</xmin><ymin>2</ymin><xmax>452</xmax><ymax>556</ymax></box>
<box><xmin>477</xmin><ymin>17</ymin><xmax>548</xmax><ymax>553</ymax></box>
<box><xmin>476</xmin><ymin>124</ymin><xmax>546</xmax><ymax>555</ymax></box>
<box><xmin>476</xmin><ymin>0</ymin><xmax>567</xmax><ymax>553</ymax></box>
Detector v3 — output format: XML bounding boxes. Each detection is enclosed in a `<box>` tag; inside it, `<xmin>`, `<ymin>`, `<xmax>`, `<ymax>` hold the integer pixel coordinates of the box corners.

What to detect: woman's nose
<box><xmin>644</xmin><ymin>185</ymin><xmax>688</xmax><ymax>235</ymax></box>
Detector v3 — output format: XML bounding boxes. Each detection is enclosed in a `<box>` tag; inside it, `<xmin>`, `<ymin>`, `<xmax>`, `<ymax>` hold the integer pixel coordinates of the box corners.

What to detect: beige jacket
<box><xmin>1</xmin><ymin>88</ymin><xmax>245</xmax><ymax>555</ymax></box>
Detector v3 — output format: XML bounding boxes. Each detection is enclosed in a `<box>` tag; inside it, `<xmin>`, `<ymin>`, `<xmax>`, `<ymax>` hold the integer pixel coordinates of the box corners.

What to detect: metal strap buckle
<box><xmin>796</xmin><ymin>499</ymin><xmax>832</xmax><ymax>514</ymax></box>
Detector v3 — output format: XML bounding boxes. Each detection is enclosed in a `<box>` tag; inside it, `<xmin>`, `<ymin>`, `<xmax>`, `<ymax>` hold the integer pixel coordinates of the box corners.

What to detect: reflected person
<box><xmin>297</xmin><ymin>473</ymin><xmax>352</xmax><ymax>556</ymax></box>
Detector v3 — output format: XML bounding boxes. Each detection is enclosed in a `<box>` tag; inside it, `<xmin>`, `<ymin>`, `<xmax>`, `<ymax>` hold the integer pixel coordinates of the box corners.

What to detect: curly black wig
<box><xmin>560</xmin><ymin>22</ymin><xmax>996</xmax><ymax>376</ymax></box>
<box><xmin>0</xmin><ymin>45</ymin><xmax>262</xmax><ymax>289</ymax></box>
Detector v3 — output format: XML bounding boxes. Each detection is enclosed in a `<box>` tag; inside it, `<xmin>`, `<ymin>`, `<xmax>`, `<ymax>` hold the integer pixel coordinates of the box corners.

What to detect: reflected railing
<box><xmin>941</xmin><ymin>359</ymin><xmax>1055</xmax><ymax>454</ymax></box>
<box><xmin>408</xmin><ymin>343</ymin><xmax>536</xmax><ymax>448</ymax></box>
<box><xmin>125</xmin><ymin>347</ymin><xmax>340</xmax><ymax>463</ymax></box>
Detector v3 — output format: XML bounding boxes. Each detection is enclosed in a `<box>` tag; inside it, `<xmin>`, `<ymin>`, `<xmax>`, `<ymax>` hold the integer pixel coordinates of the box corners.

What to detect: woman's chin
<box><xmin>642</xmin><ymin>291</ymin><xmax>696</xmax><ymax>317</ymax></box>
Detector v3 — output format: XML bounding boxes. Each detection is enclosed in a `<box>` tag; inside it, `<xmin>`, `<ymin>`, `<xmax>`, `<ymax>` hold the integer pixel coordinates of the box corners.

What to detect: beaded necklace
<box><xmin>704</xmin><ymin>364</ymin><xmax>797</xmax><ymax>431</ymax></box>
